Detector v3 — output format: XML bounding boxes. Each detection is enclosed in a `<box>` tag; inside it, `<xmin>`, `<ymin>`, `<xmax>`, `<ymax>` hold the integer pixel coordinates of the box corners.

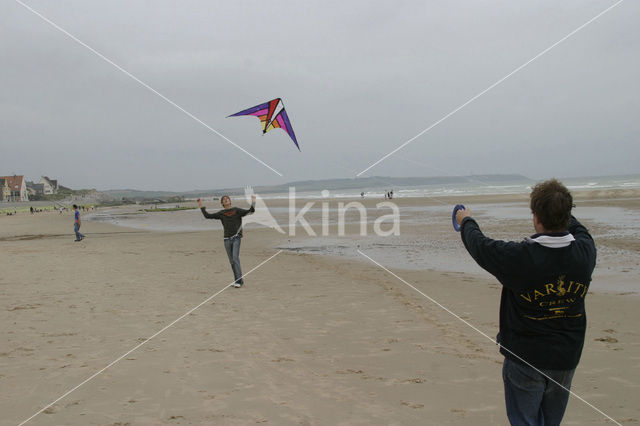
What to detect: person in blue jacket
<box><xmin>72</xmin><ymin>204</ymin><xmax>85</xmax><ymax>242</ymax></box>
<box><xmin>456</xmin><ymin>179</ymin><xmax>596</xmax><ymax>426</ymax></box>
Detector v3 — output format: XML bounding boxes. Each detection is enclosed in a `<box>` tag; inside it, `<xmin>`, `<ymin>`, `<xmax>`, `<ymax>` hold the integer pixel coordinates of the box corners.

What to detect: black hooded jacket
<box><xmin>460</xmin><ymin>216</ymin><xmax>596</xmax><ymax>370</ymax></box>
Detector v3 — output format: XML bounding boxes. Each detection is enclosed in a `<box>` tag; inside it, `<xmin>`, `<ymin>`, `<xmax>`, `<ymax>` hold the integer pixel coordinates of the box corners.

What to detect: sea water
<box><xmin>256</xmin><ymin>174</ymin><xmax>640</xmax><ymax>200</ymax></box>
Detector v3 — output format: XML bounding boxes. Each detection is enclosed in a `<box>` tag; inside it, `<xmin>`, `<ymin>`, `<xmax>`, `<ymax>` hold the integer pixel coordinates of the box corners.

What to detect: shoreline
<box><xmin>84</xmin><ymin>188</ymin><xmax>640</xmax><ymax>295</ymax></box>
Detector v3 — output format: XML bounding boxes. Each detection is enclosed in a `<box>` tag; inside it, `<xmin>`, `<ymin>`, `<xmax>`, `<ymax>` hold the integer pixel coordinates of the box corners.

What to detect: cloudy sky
<box><xmin>1</xmin><ymin>0</ymin><xmax>638</xmax><ymax>191</ymax></box>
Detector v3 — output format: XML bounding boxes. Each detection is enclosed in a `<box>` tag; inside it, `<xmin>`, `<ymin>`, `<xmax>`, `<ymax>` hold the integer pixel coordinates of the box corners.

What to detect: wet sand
<box><xmin>1</xmin><ymin>189</ymin><xmax>639</xmax><ymax>425</ymax></box>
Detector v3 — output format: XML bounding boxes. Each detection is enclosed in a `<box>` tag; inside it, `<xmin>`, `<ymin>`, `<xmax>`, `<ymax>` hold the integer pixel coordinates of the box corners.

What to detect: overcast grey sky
<box><xmin>1</xmin><ymin>0</ymin><xmax>638</xmax><ymax>191</ymax></box>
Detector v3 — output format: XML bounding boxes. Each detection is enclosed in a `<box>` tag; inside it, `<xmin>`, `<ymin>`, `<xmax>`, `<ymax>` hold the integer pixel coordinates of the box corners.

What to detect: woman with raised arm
<box><xmin>198</xmin><ymin>193</ymin><xmax>256</xmax><ymax>288</ymax></box>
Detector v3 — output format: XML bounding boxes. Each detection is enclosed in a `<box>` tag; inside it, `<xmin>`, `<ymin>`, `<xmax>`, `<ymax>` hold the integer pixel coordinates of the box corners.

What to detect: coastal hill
<box><xmin>101</xmin><ymin>174</ymin><xmax>532</xmax><ymax>201</ymax></box>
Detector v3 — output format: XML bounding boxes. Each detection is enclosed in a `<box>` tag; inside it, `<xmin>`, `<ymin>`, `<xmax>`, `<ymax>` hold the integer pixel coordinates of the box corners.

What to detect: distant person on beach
<box><xmin>455</xmin><ymin>179</ymin><xmax>596</xmax><ymax>426</ymax></box>
<box><xmin>198</xmin><ymin>194</ymin><xmax>256</xmax><ymax>288</ymax></box>
<box><xmin>72</xmin><ymin>204</ymin><xmax>85</xmax><ymax>242</ymax></box>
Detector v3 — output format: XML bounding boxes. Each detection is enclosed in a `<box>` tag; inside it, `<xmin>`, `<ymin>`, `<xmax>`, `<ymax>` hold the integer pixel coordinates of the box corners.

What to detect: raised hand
<box><xmin>455</xmin><ymin>206</ymin><xmax>471</xmax><ymax>226</ymax></box>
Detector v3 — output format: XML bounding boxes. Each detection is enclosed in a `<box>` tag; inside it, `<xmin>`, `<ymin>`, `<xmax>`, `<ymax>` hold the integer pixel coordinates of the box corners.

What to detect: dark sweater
<box><xmin>201</xmin><ymin>204</ymin><xmax>255</xmax><ymax>238</ymax></box>
<box><xmin>460</xmin><ymin>216</ymin><xmax>596</xmax><ymax>370</ymax></box>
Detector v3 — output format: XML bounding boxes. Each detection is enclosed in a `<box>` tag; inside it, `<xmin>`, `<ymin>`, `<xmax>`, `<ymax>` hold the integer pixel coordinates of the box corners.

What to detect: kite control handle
<box><xmin>452</xmin><ymin>204</ymin><xmax>466</xmax><ymax>232</ymax></box>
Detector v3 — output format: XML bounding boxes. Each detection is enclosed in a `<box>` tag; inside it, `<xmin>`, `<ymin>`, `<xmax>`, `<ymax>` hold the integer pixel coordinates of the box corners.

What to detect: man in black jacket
<box><xmin>198</xmin><ymin>194</ymin><xmax>255</xmax><ymax>288</ymax></box>
<box><xmin>456</xmin><ymin>179</ymin><xmax>596</xmax><ymax>425</ymax></box>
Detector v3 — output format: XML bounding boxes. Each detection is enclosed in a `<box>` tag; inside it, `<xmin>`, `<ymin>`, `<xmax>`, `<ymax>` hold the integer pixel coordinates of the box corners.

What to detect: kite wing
<box><xmin>228</xmin><ymin>98</ymin><xmax>280</xmax><ymax>133</ymax></box>
<box><xmin>265</xmin><ymin>109</ymin><xmax>300</xmax><ymax>151</ymax></box>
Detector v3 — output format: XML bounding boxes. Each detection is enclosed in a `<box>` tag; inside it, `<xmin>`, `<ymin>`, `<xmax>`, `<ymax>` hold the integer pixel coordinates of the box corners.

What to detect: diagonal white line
<box><xmin>356</xmin><ymin>0</ymin><xmax>626</xmax><ymax>177</ymax></box>
<box><xmin>13</xmin><ymin>0</ymin><xmax>283</xmax><ymax>177</ymax></box>
<box><xmin>18</xmin><ymin>250</ymin><xmax>283</xmax><ymax>426</ymax></box>
<box><xmin>357</xmin><ymin>249</ymin><xmax>622</xmax><ymax>426</ymax></box>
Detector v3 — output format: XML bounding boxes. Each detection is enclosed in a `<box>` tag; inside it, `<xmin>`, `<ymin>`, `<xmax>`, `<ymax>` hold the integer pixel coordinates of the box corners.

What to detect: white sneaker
<box><xmin>233</xmin><ymin>283</ymin><xmax>242</xmax><ymax>288</ymax></box>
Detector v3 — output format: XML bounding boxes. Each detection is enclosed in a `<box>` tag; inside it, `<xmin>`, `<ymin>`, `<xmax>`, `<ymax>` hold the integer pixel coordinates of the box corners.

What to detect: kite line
<box><xmin>356</xmin><ymin>0</ymin><xmax>625</xmax><ymax>177</ymax></box>
<box><xmin>13</xmin><ymin>0</ymin><xmax>284</xmax><ymax>177</ymax></box>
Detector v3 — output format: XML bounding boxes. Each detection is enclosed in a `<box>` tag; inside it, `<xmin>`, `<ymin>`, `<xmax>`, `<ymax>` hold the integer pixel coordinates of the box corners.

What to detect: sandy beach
<box><xmin>1</xmin><ymin>190</ymin><xmax>639</xmax><ymax>425</ymax></box>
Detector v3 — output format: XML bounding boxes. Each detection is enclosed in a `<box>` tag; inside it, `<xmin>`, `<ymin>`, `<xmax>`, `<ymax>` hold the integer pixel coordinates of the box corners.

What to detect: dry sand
<box><xmin>1</xmin><ymin>191</ymin><xmax>639</xmax><ymax>425</ymax></box>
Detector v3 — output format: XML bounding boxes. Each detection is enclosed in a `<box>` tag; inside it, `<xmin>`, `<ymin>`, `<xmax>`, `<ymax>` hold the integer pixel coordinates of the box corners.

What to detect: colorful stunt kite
<box><xmin>228</xmin><ymin>98</ymin><xmax>300</xmax><ymax>151</ymax></box>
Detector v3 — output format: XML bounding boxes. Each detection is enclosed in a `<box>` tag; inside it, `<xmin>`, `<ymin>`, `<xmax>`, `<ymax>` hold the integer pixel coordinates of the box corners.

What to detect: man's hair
<box><xmin>530</xmin><ymin>179</ymin><xmax>573</xmax><ymax>231</ymax></box>
<box><xmin>220</xmin><ymin>195</ymin><xmax>230</xmax><ymax>205</ymax></box>
<box><xmin>72</xmin><ymin>204</ymin><xmax>78</xmax><ymax>209</ymax></box>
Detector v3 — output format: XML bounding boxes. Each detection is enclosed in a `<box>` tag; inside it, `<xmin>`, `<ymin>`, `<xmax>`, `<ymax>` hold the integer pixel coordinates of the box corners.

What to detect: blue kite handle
<box><xmin>452</xmin><ymin>204</ymin><xmax>466</xmax><ymax>232</ymax></box>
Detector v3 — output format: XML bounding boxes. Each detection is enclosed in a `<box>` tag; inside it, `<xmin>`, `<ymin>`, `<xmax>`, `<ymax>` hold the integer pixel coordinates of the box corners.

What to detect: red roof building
<box><xmin>0</xmin><ymin>175</ymin><xmax>29</xmax><ymax>202</ymax></box>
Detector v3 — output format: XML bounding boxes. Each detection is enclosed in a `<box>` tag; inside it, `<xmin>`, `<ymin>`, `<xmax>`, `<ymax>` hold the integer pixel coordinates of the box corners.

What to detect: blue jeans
<box><xmin>74</xmin><ymin>223</ymin><xmax>85</xmax><ymax>241</ymax></box>
<box><xmin>502</xmin><ymin>357</ymin><xmax>575</xmax><ymax>426</ymax></box>
<box><xmin>223</xmin><ymin>236</ymin><xmax>243</xmax><ymax>285</ymax></box>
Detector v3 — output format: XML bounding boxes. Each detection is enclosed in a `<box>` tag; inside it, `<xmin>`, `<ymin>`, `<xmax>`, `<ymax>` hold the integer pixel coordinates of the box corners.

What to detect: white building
<box><xmin>39</xmin><ymin>176</ymin><xmax>59</xmax><ymax>195</ymax></box>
